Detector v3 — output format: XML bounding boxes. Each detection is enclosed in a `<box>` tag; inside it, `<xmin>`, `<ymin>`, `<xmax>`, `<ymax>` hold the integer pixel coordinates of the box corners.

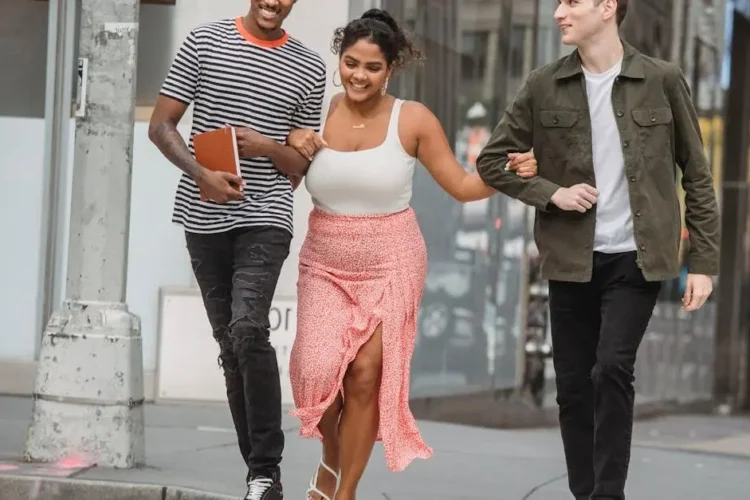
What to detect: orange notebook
<box><xmin>193</xmin><ymin>126</ymin><xmax>241</xmax><ymax>201</ymax></box>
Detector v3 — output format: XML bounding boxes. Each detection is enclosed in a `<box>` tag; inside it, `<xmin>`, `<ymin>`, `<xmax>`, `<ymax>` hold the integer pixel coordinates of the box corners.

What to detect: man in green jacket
<box><xmin>476</xmin><ymin>1</ymin><xmax>720</xmax><ymax>498</ymax></box>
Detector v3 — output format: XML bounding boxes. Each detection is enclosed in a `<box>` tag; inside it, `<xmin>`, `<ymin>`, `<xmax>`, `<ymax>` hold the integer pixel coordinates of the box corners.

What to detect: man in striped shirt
<box><xmin>148</xmin><ymin>1</ymin><xmax>325</xmax><ymax>498</ymax></box>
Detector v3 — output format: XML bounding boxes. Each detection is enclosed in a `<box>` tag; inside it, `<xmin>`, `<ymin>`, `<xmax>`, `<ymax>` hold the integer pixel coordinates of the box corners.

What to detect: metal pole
<box><xmin>714</xmin><ymin>10</ymin><xmax>750</xmax><ymax>413</ymax></box>
<box><xmin>679</xmin><ymin>0</ymin><xmax>693</xmax><ymax>69</ymax></box>
<box><xmin>530</xmin><ymin>0</ymin><xmax>540</xmax><ymax>69</ymax></box>
<box><xmin>37</xmin><ymin>0</ymin><xmax>78</xmax><ymax>358</ymax></box>
<box><xmin>25</xmin><ymin>0</ymin><xmax>145</xmax><ymax>468</ymax></box>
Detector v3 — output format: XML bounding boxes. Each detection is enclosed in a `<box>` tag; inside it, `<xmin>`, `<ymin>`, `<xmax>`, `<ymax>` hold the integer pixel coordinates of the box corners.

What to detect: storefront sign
<box><xmin>156</xmin><ymin>289</ymin><xmax>298</xmax><ymax>405</ymax></box>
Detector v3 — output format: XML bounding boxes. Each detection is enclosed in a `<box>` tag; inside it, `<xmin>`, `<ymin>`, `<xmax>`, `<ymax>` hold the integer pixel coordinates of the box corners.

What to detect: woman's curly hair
<box><xmin>331</xmin><ymin>9</ymin><xmax>424</xmax><ymax>71</ymax></box>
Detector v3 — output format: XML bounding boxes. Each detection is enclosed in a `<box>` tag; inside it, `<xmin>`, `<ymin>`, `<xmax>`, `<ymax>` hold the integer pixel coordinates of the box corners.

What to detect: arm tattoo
<box><xmin>150</xmin><ymin>121</ymin><xmax>204</xmax><ymax>182</ymax></box>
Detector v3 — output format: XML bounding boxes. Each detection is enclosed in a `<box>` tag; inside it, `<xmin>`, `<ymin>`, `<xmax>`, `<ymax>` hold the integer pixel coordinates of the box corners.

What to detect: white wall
<box><xmin>126</xmin><ymin>123</ymin><xmax>194</xmax><ymax>372</ymax></box>
<box><xmin>0</xmin><ymin>0</ymin><xmax>349</xmax><ymax>384</ymax></box>
<box><xmin>0</xmin><ymin>118</ymin><xmax>47</xmax><ymax>362</ymax></box>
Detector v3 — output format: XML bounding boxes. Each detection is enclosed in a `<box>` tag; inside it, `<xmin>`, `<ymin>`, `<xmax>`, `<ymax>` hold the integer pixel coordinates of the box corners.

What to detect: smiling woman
<box><xmin>284</xmin><ymin>6</ymin><xmax>543</xmax><ymax>500</ymax></box>
<box><xmin>325</xmin><ymin>9</ymin><xmax>423</xmax><ymax>110</ymax></box>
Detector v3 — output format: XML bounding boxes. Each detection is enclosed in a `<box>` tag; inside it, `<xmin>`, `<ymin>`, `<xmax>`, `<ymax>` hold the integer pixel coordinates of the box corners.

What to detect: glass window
<box><xmin>340</xmin><ymin>0</ymin><xmax>728</xmax><ymax>403</ymax></box>
<box><xmin>0</xmin><ymin>0</ymin><xmax>49</xmax><ymax>118</ymax></box>
<box><xmin>135</xmin><ymin>2</ymin><xmax>177</xmax><ymax>111</ymax></box>
<box><xmin>461</xmin><ymin>30</ymin><xmax>489</xmax><ymax>81</ymax></box>
<box><xmin>509</xmin><ymin>24</ymin><xmax>528</xmax><ymax>79</ymax></box>
<box><xmin>0</xmin><ymin>0</ymin><xmax>177</xmax><ymax>120</ymax></box>
<box><xmin>371</xmin><ymin>0</ymin><xmax>555</xmax><ymax>395</ymax></box>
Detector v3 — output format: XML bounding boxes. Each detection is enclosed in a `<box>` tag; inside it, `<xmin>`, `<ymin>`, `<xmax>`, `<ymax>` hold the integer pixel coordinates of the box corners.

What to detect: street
<box><xmin>1</xmin><ymin>396</ymin><xmax>749</xmax><ymax>499</ymax></box>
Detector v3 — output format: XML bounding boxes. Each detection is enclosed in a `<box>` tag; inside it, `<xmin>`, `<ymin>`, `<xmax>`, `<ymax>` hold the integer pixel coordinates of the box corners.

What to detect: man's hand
<box><xmin>235</xmin><ymin>127</ymin><xmax>273</xmax><ymax>158</ymax></box>
<box><xmin>287</xmin><ymin>128</ymin><xmax>327</xmax><ymax>161</ymax></box>
<box><xmin>196</xmin><ymin>169</ymin><xmax>244</xmax><ymax>204</ymax></box>
<box><xmin>506</xmin><ymin>150</ymin><xmax>537</xmax><ymax>178</ymax></box>
<box><xmin>550</xmin><ymin>184</ymin><xmax>599</xmax><ymax>213</ymax></box>
<box><xmin>682</xmin><ymin>274</ymin><xmax>713</xmax><ymax>311</ymax></box>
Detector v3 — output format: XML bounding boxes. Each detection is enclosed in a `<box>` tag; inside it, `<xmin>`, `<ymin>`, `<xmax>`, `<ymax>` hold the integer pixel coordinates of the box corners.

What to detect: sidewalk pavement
<box><xmin>1</xmin><ymin>395</ymin><xmax>749</xmax><ymax>499</ymax></box>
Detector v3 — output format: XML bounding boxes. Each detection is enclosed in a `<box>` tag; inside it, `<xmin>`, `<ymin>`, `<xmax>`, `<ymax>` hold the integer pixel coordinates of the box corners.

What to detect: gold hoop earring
<box><xmin>333</xmin><ymin>69</ymin><xmax>342</xmax><ymax>87</ymax></box>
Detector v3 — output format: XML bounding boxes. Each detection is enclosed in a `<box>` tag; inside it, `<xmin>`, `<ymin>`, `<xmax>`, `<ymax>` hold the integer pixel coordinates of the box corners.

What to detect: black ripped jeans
<box><xmin>186</xmin><ymin>226</ymin><xmax>291</xmax><ymax>480</ymax></box>
<box><xmin>548</xmin><ymin>251</ymin><xmax>661</xmax><ymax>500</ymax></box>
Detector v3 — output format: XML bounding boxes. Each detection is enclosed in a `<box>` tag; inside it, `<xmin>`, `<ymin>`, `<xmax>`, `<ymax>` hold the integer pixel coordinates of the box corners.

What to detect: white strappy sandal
<box><xmin>306</xmin><ymin>459</ymin><xmax>340</xmax><ymax>500</ymax></box>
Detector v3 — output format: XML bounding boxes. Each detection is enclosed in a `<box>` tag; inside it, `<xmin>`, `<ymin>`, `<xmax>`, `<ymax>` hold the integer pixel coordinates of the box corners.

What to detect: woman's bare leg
<box><xmin>335</xmin><ymin>325</ymin><xmax>383</xmax><ymax>500</ymax></box>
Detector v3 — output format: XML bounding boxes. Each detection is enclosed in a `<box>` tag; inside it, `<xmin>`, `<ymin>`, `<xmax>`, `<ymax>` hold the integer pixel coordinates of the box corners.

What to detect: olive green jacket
<box><xmin>476</xmin><ymin>42</ymin><xmax>720</xmax><ymax>283</ymax></box>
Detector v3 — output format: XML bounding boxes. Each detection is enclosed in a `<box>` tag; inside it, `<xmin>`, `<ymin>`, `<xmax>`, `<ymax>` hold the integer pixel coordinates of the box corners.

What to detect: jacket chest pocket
<box><xmin>631</xmin><ymin>107</ymin><xmax>672</xmax><ymax>159</ymax></box>
<box><xmin>539</xmin><ymin>110</ymin><xmax>580</xmax><ymax>160</ymax></box>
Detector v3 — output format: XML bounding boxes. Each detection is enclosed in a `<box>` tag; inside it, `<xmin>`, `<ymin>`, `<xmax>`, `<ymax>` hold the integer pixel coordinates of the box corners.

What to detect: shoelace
<box><xmin>245</xmin><ymin>476</ymin><xmax>274</xmax><ymax>500</ymax></box>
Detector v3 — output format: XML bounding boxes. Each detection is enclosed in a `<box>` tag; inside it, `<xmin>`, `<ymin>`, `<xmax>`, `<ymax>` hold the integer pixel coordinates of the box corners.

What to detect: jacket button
<box><xmin>623</xmin><ymin>140</ymin><xmax>630</xmax><ymax>147</ymax></box>
<box><xmin>630</xmin><ymin>176</ymin><xmax>636</xmax><ymax>182</ymax></box>
<box><xmin>650</xmin><ymin>115</ymin><xmax>656</xmax><ymax>122</ymax></box>
<box><xmin>617</xmin><ymin>110</ymin><xmax>624</xmax><ymax>117</ymax></box>
<box><xmin>635</xmin><ymin>210</ymin><xmax>642</xmax><ymax>217</ymax></box>
<box><xmin>640</xmin><ymin>244</ymin><xmax>646</xmax><ymax>251</ymax></box>
<box><xmin>554</xmin><ymin>117</ymin><xmax>559</xmax><ymax>124</ymax></box>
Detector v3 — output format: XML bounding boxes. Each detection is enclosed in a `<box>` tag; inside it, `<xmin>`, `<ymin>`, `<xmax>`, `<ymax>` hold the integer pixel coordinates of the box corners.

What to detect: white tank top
<box><xmin>305</xmin><ymin>99</ymin><xmax>416</xmax><ymax>215</ymax></box>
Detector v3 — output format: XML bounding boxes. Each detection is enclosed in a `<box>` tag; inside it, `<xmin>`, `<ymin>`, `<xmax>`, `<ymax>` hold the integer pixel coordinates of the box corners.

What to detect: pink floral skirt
<box><xmin>288</xmin><ymin>207</ymin><xmax>433</xmax><ymax>472</ymax></box>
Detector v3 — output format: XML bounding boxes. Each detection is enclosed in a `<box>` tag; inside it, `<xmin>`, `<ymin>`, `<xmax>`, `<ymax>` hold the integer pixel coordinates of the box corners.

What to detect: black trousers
<box><xmin>185</xmin><ymin>226</ymin><xmax>291</xmax><ymax>480</ymax></box>
<box><xmin>548</xmin><ymin>251</ymin><xmax>661</xmax><ymax>500</ymax></box>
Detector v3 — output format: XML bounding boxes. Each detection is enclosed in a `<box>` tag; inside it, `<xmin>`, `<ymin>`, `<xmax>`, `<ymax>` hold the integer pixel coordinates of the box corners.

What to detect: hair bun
<box><xmin>360</xmin><ymin>8</ymin><xmax>400</xmax><ymax>34</ymax></box>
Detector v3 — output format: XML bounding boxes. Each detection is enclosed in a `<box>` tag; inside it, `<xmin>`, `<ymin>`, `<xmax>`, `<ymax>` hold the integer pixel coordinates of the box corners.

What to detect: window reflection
<box><xmin>374</xmin><ymin>0</ymin><xmax>560</xmax><ymax>395</ymax></box>
<box><xmin>354</xmin><ymin>0</ymin><xmax>726</xmax><ymax>404</ymax></box>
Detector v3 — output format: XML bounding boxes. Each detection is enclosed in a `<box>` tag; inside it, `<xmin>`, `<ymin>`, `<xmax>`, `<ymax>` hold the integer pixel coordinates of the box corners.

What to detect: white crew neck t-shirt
<box><xmin>583</xmin><ymin>58</ymin><xmax>637</xmax><ymax>253</ymax></box>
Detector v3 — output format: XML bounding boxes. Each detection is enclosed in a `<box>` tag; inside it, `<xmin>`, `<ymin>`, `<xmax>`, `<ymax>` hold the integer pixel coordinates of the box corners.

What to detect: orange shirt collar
<box><xmin>235</xmin><ymin>17</ymin><xmax>289</xmax><ymax>48</ymax></box>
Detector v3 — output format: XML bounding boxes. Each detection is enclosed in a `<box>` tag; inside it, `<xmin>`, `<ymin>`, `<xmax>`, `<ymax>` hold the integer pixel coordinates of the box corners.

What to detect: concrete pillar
<box><xmin>24</xmin><ymin>0</ymin><xmax>145</xmax><ymax>468</ymax></box>
<box><xmin>37</xmin><ymin>0</ymin><xmax>77</xmax><ymax>357</ymax></box>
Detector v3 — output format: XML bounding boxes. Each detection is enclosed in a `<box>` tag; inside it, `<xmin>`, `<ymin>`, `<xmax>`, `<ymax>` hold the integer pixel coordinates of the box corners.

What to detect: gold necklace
<box><xmin>347</xmin><ymin>97</ymin><xmax>387</xmax><ymax>129</ymax></box>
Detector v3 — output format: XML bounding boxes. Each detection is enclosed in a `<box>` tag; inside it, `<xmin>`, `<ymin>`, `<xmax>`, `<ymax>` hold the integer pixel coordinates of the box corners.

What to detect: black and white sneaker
<box><xmin>245</xmin><ymin>471</ymin><xmax>283</xmax><ymax>500</ymax></box>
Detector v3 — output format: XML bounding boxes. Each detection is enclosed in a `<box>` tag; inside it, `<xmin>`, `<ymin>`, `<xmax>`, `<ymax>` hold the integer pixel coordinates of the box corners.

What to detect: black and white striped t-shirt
<box><xmin>160</xmin><ymin>17</ymin><xmax>326</xmax><ymax>235</ymax></box>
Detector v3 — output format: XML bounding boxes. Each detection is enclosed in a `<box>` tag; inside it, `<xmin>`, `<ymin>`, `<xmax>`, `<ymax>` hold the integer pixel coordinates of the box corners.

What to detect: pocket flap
<box><xmin>540</xmin><ymin>109</ymin><xmax>579</xmax><ymax>128</ymax></box>
<box><xmin>632</xmin><ymin>107</ymin><xmax>672</xmax><ymax>126</ymax></box>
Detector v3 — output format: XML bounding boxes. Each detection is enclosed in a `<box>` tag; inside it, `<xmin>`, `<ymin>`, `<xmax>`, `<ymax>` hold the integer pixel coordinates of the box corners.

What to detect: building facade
<box><xmin>715</xmin><ymin>0</ymin><xmax>750</xmax><ymax>411</ymax></box>
<box><xmin>0</xmin><ymin>0</ymin><xmax>739</xmax><ymax>413</ymax></box>
<box><xmin>0</xmin><ymin>0</ymin><xmax>349</xmax><ymax>403</ymax></box>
